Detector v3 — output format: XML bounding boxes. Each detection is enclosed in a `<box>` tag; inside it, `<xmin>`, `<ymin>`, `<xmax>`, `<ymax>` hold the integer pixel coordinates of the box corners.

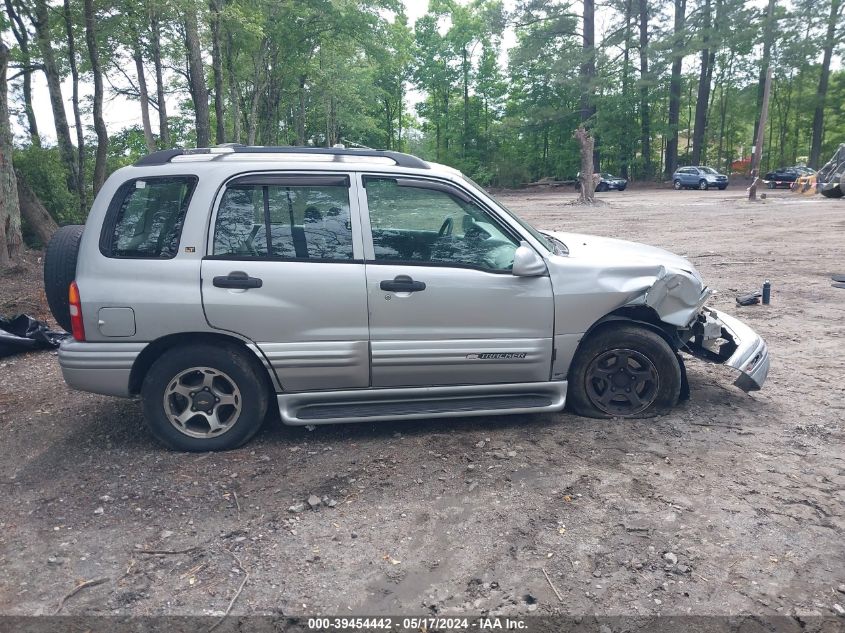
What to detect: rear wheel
<box><xmin>141</xmin><ymin>343</ymin><xmax>269</xmax><ymax>451</ymax></box>
<box><xmin>698</xmin><ymin>179</ymin><xmax>709</xmax><ymax>190</ymax></box>
<box><xmin>673</xmin><ymin>179</ymin><xmax>682</xmax><ymax>190</ymax></box>
<box><xmin>567</xmin><ymin>324</ymin><xmax>681</xmax><ymax>419</ymax></box>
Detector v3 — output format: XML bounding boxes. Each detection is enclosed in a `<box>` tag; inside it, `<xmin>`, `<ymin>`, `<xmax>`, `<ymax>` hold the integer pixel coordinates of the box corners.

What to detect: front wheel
<box><xmin>141</xmin><ymin>343</ymin><xmax>269</xmax><ymax>451</ymax></box>
<box><xmin>698</xmin><ymin>179</ymin><xmax>709</xmax><ymax>190</ymax></box>
<box><xmin>767</xmin><ymin>180</ymin><xmax>776</xmax><ymax>189</ymax></box>
<box><xmin>567</xmin><ymin>325</ymin><xmax>681</xmax><ymax>419</ymax></box>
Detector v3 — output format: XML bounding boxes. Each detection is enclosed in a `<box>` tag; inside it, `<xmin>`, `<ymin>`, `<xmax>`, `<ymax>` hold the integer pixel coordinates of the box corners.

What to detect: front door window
<box><xmin>363</xmin><ymin>177</ymin><xmax>518</xmax><ymax>272</ymax></box>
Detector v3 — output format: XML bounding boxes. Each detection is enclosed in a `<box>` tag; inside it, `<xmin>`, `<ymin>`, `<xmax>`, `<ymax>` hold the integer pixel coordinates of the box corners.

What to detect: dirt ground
<box><xmin>1</xmin><ymin>187</ymin><xmax>844</xmax><ymax>621</ymax></box>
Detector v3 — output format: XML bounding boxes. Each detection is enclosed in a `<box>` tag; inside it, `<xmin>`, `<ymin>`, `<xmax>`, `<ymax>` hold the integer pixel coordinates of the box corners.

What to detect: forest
<box><xmin>0</xmin><ymin>0</ymin><xmax>844</xmax><ymax>262</ymax></box>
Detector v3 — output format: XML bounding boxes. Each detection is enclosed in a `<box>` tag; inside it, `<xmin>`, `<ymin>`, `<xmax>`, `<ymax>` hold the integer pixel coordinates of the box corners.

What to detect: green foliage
<box><xmin>13</xmin><ymin>146</ymin><xmax>82</xmax><ymax>225</ymax></box>
<box><xmin>3</xmin><ymin>0</ymin><xmax>845</xmax><ymax>225</ymax></box>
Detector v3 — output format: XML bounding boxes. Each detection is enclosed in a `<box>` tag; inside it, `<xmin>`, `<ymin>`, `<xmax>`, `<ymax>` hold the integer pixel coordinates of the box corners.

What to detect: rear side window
<box><xmin>212</xmin><ymin>175</ymin><xmax>354</xmax><ymax>261</ymax></box>
<box><xmin>101</xmin><ymin>176</ymin><xmax>198</xmax><ymax>258</ymax></box>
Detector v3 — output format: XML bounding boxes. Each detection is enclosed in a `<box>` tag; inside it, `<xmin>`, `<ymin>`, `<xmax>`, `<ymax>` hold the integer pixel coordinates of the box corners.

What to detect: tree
<box><xmin>62</xmin><ymin>0</ymin><xmax>86</xmax><ymax>211</ymax></box>
<box><xmin>809</xmin><ymin>0</ymin><xmax>843</xmax><ymax>168</ymax></box>
<box><xmin>0</xmin><ymin>40</ymin><xmax>23</xmax><ymax>268</ymax></box>
<box><xmin>183</xmin><ymin>1</ymin><xmax>211</xmax><ymax>147</ymax></box>
<box><xmin>3</xmin><ymin>0</ymin><xmax>40</xmax><ymax>146</ymax></box>
<box><xmin>33</xmin><ymin>0</ymin><xmax>79</xmax><ymax>193</ymax></box>
<box><xmin>664</xmin><ymin>0</ymin><xmax>686</xmax><ymax>178</ymax></box>
<box><xmin>84</xmin><ymin>0</ymin><xmax>108</xmax><ymax>193</ymax></box>
<box><xmin>638</xmin><ymin>0</ymin><xmax>651</xmax><ymax>178</ymax></box>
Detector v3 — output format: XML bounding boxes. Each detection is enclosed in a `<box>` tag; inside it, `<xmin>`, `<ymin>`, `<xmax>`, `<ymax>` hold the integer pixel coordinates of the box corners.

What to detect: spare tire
<box><xmin>820</xmin><ymin>185</ymin><xmax>843</xmax><ymax>198</ymax></box>
<box><xmin>44</xmin><ymin>225</ymin><xmax>84</xmax><ymax>332</ymax></box>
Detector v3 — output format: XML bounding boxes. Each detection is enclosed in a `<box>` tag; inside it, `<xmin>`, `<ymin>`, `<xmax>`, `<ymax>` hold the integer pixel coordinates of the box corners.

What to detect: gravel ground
<box><xmin>0</xmin><ymin>187</ymin><xmax>843</xmax><ymax>620</ymax></box>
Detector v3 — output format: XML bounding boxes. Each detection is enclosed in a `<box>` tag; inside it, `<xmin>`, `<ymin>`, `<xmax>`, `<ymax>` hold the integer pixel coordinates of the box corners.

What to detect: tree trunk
<box><xmin>225</xmin><ymin>27</ymin><xmax>241</xmax><ymax>143</ymax></box>
<box><xmin>574</xmin><ymin>126</ymin><xmax>596</xmax><ymax>204</ymax></box>
<box><xmin>581</xmin><ymin>0</ymin><xmax>598</xmax><ymax>170</ymax></box>
<box><xmin>209</xmin><ymin>0</ymin><xmax>225</xmax><ymax>144</ymax></box>
<box><xmin>133</xmin><ymin>43</ymin><xmax>156</xmax><ymax>153</ymax></box>
<box><xmin>34</xmin><ymin>0</ymin><xmax>79</xmax><ymax>194</ymax></box>
<box><xmin>83</xmin><ymin>0</ymin><xmax>108</xmax><ymax>194</ymax></box>
<box><xmin>749</xmin><ymin>67</ymin><xmax>772</xmax><ymax>201</ymax></box>
<box><xmin>462</xmin><ymin>46</ymin><xmax>469</xmax><ymax>157</ymax></box>
<box><xmin>150</xmin><ymin>11</ymin><xmax>170</xmax><ymax>147</ymax></box>
<box><xmin>809</xmin><ymin>0</ymin><xmax>841</xmax><ymax>168</ymax></box>
<box><xmin>665</xmin><ymin>0</ymin><xmax>685</xmax><ymax>179</ymax></box>
<box><xmin>0</xmin><ymin>43</ymin><xmax>23</xmax><ymax>268</ymax></box>
<box><xmin>638</xmin><ymin>0</ymin><xmax>651</xmax><ymax>179</ymax></box>
<box><xmin>753</xmin><ymin>0</ymin><xmax>776</xmax><ymax>143</ymax></box>
<box><xmin>15</xmin><ymin>169</ymin><xmax>58</xmax><ymax>246</ymax></box>
<box><xmin>297</xmin><ymin>74</ymin><xmax>307</xmax><ymax>146</ymax></box>
<box><xmin>620</xmin><ymin>0</ymin><xmax>632</xmax><ymax>178</ymax></box>
<box><xmin>690</xmin><ymin>0</ymin><xmax>711</xmax><ymax>165</ymax></box>
<box><xmin>4</xmin><ymin>0</ymin><xmax>40</xmax><ymax>145</ymax></box>
<box><xmin>62</xmin><ymin>0</ymin><xmax>86</xmax><ymax>213</ymax></box>
<box><xmin>184</xmin><ymin>6</ymin><xmax>211</xmax><ymax>147</ymax></box>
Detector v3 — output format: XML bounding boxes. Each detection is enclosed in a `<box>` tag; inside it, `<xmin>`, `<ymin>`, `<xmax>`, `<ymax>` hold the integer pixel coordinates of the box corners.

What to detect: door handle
<box><xmin>213</xmin><ymin>271</ymin><xmax>263</xmax><ymax>289</ymax></box>
<box><xmin>380</xmin><ymin>275</ymin><xmax>426</xmax><ymax>293</ymax></box>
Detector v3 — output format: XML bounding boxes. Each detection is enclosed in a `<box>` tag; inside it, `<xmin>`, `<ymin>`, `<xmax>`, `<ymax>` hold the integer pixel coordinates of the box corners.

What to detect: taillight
<box><xmin>68</xmin><ymin>281</ymin><xmax>85</xmax><ymax>341</ymax></box>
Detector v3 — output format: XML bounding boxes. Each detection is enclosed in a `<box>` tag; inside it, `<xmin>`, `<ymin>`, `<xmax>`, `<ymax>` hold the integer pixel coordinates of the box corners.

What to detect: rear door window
<box><xmin>211</xmin><ymin>175</ymin><xmax>354</xmax><ymax>261</ymax></box>
<box><xmin>101</xmin><ymin>176</ymin><xmax>198</xmax><ymax>258</ymax></box>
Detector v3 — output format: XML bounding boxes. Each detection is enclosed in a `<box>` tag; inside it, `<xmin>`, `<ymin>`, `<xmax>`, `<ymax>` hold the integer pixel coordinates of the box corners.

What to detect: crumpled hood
<box><xmin>542</xmin><ymin>231</ymin><xmax>709</xmax><ymax>328</ymax></box>
<box><xmin>546</xmin><ymin>231</ymin><xmax>701</xmax><ymax>282</ymax></box>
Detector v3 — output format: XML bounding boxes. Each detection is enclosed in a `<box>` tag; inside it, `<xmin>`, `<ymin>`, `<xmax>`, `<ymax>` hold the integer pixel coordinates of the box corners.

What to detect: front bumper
<box><xmin>688</xmin><ymin>307</ymin><xmax>770</xmax><ymax>391</ymax></box>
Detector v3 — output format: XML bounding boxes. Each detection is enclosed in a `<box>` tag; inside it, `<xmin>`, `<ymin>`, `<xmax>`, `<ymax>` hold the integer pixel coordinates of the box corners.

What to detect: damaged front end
<box><xmin>682</xmin><ymin>307</ymin><xmax>770</xmax><ymax>392</ymax></box>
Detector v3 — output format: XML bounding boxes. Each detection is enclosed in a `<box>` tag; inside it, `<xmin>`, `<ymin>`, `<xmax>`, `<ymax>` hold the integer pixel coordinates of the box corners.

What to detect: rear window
<box><xmin>100</xmin><ymin>176</ymin><xmax>198</xmax><ymax>258</ymax></box>
<box><xmin>211</xmin><ymin>175</ymin><xmax>354</xmax><ymax>261</ymax></box>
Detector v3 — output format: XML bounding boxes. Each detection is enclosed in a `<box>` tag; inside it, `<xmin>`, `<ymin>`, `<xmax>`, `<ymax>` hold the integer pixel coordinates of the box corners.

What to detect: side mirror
<box><xmin>512</xmin><ymin>241</ymin><xmax>547</xmax><ymax>277</ymax></box>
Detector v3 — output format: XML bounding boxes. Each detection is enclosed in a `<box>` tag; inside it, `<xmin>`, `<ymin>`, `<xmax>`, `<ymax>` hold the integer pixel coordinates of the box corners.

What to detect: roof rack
<box><xmin>134</xmin><ymin>145</ymin><xmax>430</xmax><ymax>169</ymax></box>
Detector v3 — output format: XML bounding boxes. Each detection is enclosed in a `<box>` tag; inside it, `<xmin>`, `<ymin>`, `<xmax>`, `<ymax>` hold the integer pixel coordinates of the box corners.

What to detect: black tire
<box><xmin>820</xmin><ymin>184</ymin><xmax>843</xmax><ymax>199</ymax></box>
<box><xmin>698</xmin><ymin>179</ymin><xmax>709</xmax><ymax>191</ymax></box>
<box><xmin>718</xmin><ymin>185</ymin><xmax>727</xmax><ymax>190</ymax></box>
<box><xmin>141</xmin><ymin>343</ymin><xmax>270</xmax><ymax>452</ymax></box>
<box><xmin>43</xmin><ymin>225</ymin><xmax>84</xmax><ymax>332</ymax></box>
<box><xmin>673</xmin><ymin>179</ymin><xmax>682</xmax><ymax>190</ymax></box>
<box><xmin>767</xmin><ymin>180</ymin><xmax>776</xmax><ymax>189</ymax></box>
<box><xmin>567</xmin><ymin>324</ymin><xmax>681</xmax><ymax>419</ymax></box>
<box><xmin>596</xmin><ymin>182</ymin><xmax>608</xmax><ymax>192</ymax></box>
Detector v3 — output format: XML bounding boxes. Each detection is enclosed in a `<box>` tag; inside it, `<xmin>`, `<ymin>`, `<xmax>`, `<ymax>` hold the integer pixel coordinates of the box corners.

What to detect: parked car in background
<box><xmin>672</xmin><ymin>166</ymin><xmax>729</xmax><ymax>190</ymax></box>
<box><xmin>596</xmin><ymin>173</ymin><xmax>628</xmax><ymax>192</ymax></box>
<box><xmin>763</xmin><ymin>166</ymin><xmax>815</xmax><ymax>189</ymax></box>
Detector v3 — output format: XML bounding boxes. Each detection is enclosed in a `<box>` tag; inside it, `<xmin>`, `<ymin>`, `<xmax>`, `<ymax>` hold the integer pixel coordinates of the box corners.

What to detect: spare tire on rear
<box><xmin>44</xmin><ymin>225</ymin><xmax>84</xmax><ymax>332</ymax></box>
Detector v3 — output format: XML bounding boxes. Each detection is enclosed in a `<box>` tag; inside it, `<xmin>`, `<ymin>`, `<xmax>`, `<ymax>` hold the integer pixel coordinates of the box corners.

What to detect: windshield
<box><xmin>601</xmin><ymin>173</ymin><xmax>616</xmax><ymax>179</ymax></box>
<box><xmin>699</xmin><ymin>167</ymin><xmax>718</xmax><ymax>174</ymax></box>
<box><xmin>458</xmin><ymin>174</ymin><xmax>555</xmax><ymax>253</ymax></box>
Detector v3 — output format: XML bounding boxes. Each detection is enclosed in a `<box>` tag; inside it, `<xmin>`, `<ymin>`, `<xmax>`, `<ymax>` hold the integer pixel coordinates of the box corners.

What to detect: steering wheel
<box><xmin>438</xmin><ymin>217</ymin><xmax>454</xmax><ymax>237</ymax></box>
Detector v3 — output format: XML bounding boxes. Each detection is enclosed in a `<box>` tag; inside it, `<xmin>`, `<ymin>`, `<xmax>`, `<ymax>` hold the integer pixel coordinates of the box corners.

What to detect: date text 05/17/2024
<box><xmin>307</xmin><ymin>616</ymin><xmax>528</xmax><ymax>630</ymax></box>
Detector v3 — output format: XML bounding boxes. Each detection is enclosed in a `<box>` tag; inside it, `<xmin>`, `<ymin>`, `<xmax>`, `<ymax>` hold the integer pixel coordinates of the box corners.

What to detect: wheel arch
<box><xmin>129</xmin><ymin>331</ymin><xmax>279</xmax><ymax>396</ymax></box>
<box><xmin>571</xmin><ymin>306</ymin><xmax>689</xmax><ymax>399</ymax></box>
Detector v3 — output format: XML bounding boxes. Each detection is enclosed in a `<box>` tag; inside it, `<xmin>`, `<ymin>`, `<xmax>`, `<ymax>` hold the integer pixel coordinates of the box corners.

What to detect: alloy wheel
<box><xmin>163</xmin><ymin>367</ymin><xmax>242</xmax><ymax>438</ymax></box>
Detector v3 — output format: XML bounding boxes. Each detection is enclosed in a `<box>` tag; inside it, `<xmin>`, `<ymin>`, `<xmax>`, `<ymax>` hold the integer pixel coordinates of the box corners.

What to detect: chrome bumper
<box><xmin>700</xmin><ymin>307</ymin><xmax>770</xmax><ymax>391</ymax></box>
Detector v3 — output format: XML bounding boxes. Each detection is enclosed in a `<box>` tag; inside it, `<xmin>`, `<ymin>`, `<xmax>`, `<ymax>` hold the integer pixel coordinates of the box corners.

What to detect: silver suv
<box><xmin>46</xmin><ymin>146</ymin><xmax>769</xmax><ymax>451</ymax></box>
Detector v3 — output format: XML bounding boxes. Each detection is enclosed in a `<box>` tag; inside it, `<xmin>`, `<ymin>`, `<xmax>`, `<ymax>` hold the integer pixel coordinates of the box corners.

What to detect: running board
<box><xmin>277</xmin><ymin>381</ymin><xmax>567</xmax><ymax>425</ymax></box>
